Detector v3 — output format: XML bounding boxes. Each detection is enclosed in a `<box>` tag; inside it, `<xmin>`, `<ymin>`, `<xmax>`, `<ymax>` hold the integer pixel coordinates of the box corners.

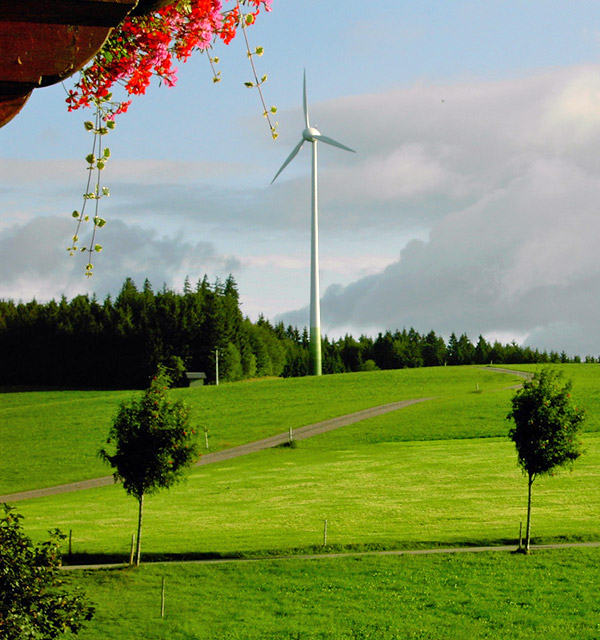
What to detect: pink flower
<box><xmin>68</xmin><ymin>0</ymin><xmax>264</xmax><ymax>115</ymax></box>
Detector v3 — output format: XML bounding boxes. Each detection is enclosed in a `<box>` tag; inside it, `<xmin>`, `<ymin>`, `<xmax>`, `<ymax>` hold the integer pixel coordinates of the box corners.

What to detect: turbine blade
<box><xmin>303</xmin><ymin>70</ymin><xmax>310</xmax><ymax>128</ymax></box>
<box><xmin>271</xmin><ymin>139</ymin><xmax>305</xmax><ymax>184</ymax></box>
<box><xmin>313</xmin><ymin>134</ymin><xmax>356</xmax><ymax>153</ymax></box>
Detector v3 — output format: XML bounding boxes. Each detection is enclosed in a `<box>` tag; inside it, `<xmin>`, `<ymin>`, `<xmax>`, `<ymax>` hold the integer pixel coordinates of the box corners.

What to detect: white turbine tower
<box><xmin>272</xmin><ymin>71</ymin><xmax>355</xmax><ymax>376</ymax></box>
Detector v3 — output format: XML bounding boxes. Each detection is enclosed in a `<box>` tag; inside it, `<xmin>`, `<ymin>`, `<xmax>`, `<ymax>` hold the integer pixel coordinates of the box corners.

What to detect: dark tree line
<box><xmin>0</xmin><ymin>276</ymin><xmax>588</xmax><ymax>389</ymax></box>
<box><xmin>0</xmin><ymin>275</ymin><xmax>282</xmax><ymax>388</ymax></box>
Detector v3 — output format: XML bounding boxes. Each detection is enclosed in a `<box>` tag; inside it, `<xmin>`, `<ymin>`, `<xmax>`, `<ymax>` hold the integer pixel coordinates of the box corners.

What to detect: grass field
<box><xmin>9</xmin><ymin>365</ymin><xmax>599</xmax><ymax>557</ymax></box>
<box><xmin>64</xmin><ymin>549</ymin><xmax>600</xmax><ymax>639</ymax></box>
<box><xmin>4</xmin><ymin>364</ymin><xmax>600</xmax><ymax>638</ymax></box>
<box><xmin>15</xmin><ymin>433</ymin><xmax>600</xmax><ymax>559</ymax></box>
<box><xmin>1</xmin><ymin>365</ymin><xmax>525</xmax><ymax>494</ymax></box>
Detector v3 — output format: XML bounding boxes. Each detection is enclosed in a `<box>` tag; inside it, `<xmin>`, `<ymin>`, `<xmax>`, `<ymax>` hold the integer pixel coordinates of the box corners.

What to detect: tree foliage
<box><xmin>99</xmin><ymin>367</ymin><xmax>199</xmax><ymax>564</ymax></box>
<box><xmin>0</xmin><ymin>276</ymin><xmax>591</xmax><ymax>390</ymax></box>
<box><xmin>0</xmin><ymin>505</ymin><xmax>94</xmax><ymax>639</ymax></box>
<box><xmin>508</xmin><ymin>368</ymin><xmax>585</xmax><ymax>479</ymax></box>
<box><xmin>507</xmin><ymin>368</ymin><xmax>585</xmax><ymax>551</ymax></box>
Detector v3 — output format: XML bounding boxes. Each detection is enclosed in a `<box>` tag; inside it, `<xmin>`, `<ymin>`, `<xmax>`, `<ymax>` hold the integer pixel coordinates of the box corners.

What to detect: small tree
<box><xmin>0</xmin><ymin>504</ymin><xmax>94</xmax><ymax>639</ymax></box>
<box><xmin>507</xmin><ymin>368</ymin><xmax>585</xmax><ymax>552</ymax></box>
<box><xmin>99</xmin><ymin>367</ymin><xmax>199</xmax><ymax>566</ymax></box>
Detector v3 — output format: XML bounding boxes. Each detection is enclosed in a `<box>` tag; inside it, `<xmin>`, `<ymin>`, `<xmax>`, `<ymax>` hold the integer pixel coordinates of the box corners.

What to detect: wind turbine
<box><xmin>272</xmin><ymin>71</ymin><xmax>355</xmax><ymax>376</ymax></box>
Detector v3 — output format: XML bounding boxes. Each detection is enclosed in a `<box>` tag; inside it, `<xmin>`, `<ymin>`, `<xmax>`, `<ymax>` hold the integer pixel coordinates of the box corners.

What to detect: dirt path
<box><xmin>1</xmin><ymin>397</ymin><xmax>433</xmax><ymax>503</ymax></box>
<box><xmin>482</xmin><ymin>366</ymin><xmax>533</xmax><ymax>380</ymax></box>
<box><xmin>2</xmin><ymin>367</ymin><xmax>531</xmax><ymax>504</ymax></box>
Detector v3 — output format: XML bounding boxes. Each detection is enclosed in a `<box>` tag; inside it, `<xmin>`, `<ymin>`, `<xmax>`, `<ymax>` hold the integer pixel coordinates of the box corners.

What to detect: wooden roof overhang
<box><xmin>0</xmin><ymin>0</ymin><xmax>142</xmax><ymax>127</ymax></box>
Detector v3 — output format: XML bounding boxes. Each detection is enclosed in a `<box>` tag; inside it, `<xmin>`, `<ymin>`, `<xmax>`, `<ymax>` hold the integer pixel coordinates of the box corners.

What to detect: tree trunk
<box><xmin>525</xmin><ymin>473</ymin><xmax>534</xmax><ymax>552</ymax></box>
<box><xmin>135</xmin><ymin>493</ymin><xmax>144</xmax><ymax>567</ymax></box>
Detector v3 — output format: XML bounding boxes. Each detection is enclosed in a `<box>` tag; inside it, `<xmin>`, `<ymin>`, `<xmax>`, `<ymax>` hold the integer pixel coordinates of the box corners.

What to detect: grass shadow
<box><xmin>61</xmin><ymin>533</ymin><xmax>600</xmax><ymax>568</ymax></box>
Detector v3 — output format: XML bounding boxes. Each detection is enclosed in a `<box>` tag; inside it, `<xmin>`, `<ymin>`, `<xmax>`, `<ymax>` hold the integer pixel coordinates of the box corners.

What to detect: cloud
<box><xmin>276</xmin><ymin>66</ymin><xmax>600</xmax><ymax>356</ymax></box>
<box><xmin>0</xmin><ymin>216</ymin><xmax>240</xmax><ymax>302</ymax></box>
<box><xmin>5</xmin><ymin>65</ymin><xmax>600</xmax><ymax>357</ymax></box>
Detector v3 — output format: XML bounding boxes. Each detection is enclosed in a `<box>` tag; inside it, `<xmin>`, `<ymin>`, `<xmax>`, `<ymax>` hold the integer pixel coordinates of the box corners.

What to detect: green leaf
<box><xmin>255</xmin><ymin>46</ymin><xmax>264</xmax><ymax>56</ymax></box>
<box><xmin>97</xmin><ymin>161</ymin><xmax>105</xmax><ymax>171</ymax></box>
<box><xmin>244</xmin><ymin>81</ymin><xmax>255</xmax><ymax>88</ymax></box>
<box><xmin>101</xmin><ymin>186</ymin><xmax>110</xmax><ymax>197</ymax></box>
<box><xmin>103</xmin><ymin>148</ymin><xmax>111</xmax><ymax>159</ymax></box>
<box><xmin>85</xmin><ymin>154</ymin><xmax>96</xmax><ymax>165</ymax></box>
<box><xmin>106</xmin><ymin>120</ymin><xmax>116</xmax><ymax>130</ymax></box>
<box><xmin>84</xmin><ymin>121</ymin><xmax>94</xmax><ymax>131</ymax></box>
<box><xmin>94</xmin><ymin>245</ymin><xmax>103</xmax><ymax>252</ymax></box>
<box><xmin>72</xmin><ymin>210</ymin><xmax>80</xmax><ymax>218</ymax></box>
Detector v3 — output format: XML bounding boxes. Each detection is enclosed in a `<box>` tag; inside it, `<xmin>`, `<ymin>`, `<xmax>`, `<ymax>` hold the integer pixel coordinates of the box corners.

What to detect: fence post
<box><xmin>519</xmin><ymin>521</ymin><xmax>523</xmax><ymax>550</ymax></box>
<box><xmin>129</xmin><ymin>533</ymin><xmax>135</xmax><ymax>566</ymax></box>
<box><xmin>323</xmin><ymin>519</ymin><xmax>328</xmax><ymax>546</ymax></box>
<box><xmin>161</xmin><ymin>577</ymin><xmax>166</xmax><ymax>618</ymax></box>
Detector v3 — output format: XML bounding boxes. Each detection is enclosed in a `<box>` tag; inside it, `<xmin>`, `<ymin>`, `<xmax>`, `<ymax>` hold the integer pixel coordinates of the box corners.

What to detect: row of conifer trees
<box><xmin>0</xmin><ymin>275</ymin><xmax>585</xmax><ymax>389</ymax></box>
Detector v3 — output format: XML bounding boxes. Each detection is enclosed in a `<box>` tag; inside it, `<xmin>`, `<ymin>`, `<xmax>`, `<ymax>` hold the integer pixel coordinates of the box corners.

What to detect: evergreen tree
<box><xmin>474</xmin><ymin>335</ymin><xmax>491</xmax><ymax>364</ymax></box>
<box><xmin>422</xmin><ymin>330</ymin><xmax>446</xmax><ymax>367</ymax></box>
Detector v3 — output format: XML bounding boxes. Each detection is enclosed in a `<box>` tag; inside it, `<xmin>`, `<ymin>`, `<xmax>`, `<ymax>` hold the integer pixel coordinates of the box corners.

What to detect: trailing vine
<box><xmin>237</xmin><ymin>0</ymin><xmax>278</xmax><ymax>139</ymax></box>
<box><xmin>67</xmin><ymin>98</ymin><xmax>119</xmax><ymax>277</ymax></box>
<box><xmin>66</xmin><ymin>0</ymin><xmax>275</xmax><ymax>275</ymax></box>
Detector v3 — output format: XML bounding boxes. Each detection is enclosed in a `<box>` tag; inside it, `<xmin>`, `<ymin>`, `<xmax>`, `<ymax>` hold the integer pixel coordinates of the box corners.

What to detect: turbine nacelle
<box><xmin>271</xmin><ymin>70</ymin><xmax>356</xmax><ymax>185</ymax></box>
<box><xmin>302</xmin><ymin>126</ymin><xmax>321</xmax><ymax>142</ymax></box>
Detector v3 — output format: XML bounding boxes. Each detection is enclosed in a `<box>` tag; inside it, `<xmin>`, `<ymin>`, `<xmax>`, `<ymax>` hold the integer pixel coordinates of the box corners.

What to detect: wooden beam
<box><xmin>0</xmin><ymin>85</ymin><xmax>32</xmax><ymax>128</ymax></box>
<box><xmin>0</xmin><ymin>0</ymin><xmax>142</xmax><ymax>126</ymax></box>
<box><xmin>0</xmin><ymin>22</ymin><xmax>112</xmax><ymax>86</ymax></box>
<box><xmin>0</xmin><ymin>0</ymin><xmax>137</xmax><ymax>27</ymax></box>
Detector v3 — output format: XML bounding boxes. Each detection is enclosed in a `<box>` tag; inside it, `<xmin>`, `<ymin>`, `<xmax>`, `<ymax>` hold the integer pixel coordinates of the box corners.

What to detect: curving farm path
<box><xmin>1</xmin><ymin>366</ymin><xmax>530</xmax><ymax>504</ymax></box>
<box><xmin>1</xmin><ymin>397</ymin><xmax>434</xmax><ymax>503</ymax></box>
<box><xmin>9</xmin><ymin>366</ymin><xmax>591</xmax><ymax>569</ymax></box>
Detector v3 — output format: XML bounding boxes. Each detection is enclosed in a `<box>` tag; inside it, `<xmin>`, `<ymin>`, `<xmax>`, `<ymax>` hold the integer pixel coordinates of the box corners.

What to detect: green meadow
<box><xmin>63</xmin><ymin>549</ymin><xmax>600</xmax><ymax>640</ymax></box>
<box><xmin>3</xmin><ymin>364</ymin><xmax>600</xmax><ymax>638</ymax></box>
<box><xmin>1</xmin><ymin>365</ymin><xmax>524</xmax><ymax>494</ymax></box>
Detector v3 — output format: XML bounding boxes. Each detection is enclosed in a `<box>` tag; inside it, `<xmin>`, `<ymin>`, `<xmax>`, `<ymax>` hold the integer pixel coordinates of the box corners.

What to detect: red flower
<box><xmin>67</xmin><ymin>0</ymin><xmax>272</xmax><ymax>115</ymax></box>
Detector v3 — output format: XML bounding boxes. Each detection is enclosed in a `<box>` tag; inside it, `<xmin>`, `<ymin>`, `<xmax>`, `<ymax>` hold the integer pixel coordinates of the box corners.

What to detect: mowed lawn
<box><xmin>5</xmin><ymin>364</ymin><xmax>600</xmax><ymax>639</ymax></box>
<box><xmin>64</xmin><ymin>548</ymin><xmax>600</xmax><ymax>640</ymax></box>
<box><xmin>1</xmin><ymin>366</ymin><xmax>525</xmax><ymax>494</ymax></box>
<box><xmin>16</xmin><ymin>433</ymin><xmax>600</xmax><ymax>558</ymax></box>
<box><xmin>13</xmin><ymin>367</ymin><xmax>600</xmax><ymax>556</ymax></box>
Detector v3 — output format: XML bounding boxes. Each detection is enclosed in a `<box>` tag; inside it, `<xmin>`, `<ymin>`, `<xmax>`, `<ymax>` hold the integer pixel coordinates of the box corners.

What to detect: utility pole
<box><xmin>215</xmin><ymin>348</ymin><xmax>219</xmax><ymax>386</ymax></box>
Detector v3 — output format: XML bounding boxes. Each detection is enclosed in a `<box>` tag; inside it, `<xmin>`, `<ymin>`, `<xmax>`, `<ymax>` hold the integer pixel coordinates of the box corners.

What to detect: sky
<box><xmin>3</xmin><ymin>1</ymin><xmax>600</xmax><ymax>356</ymax></box>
